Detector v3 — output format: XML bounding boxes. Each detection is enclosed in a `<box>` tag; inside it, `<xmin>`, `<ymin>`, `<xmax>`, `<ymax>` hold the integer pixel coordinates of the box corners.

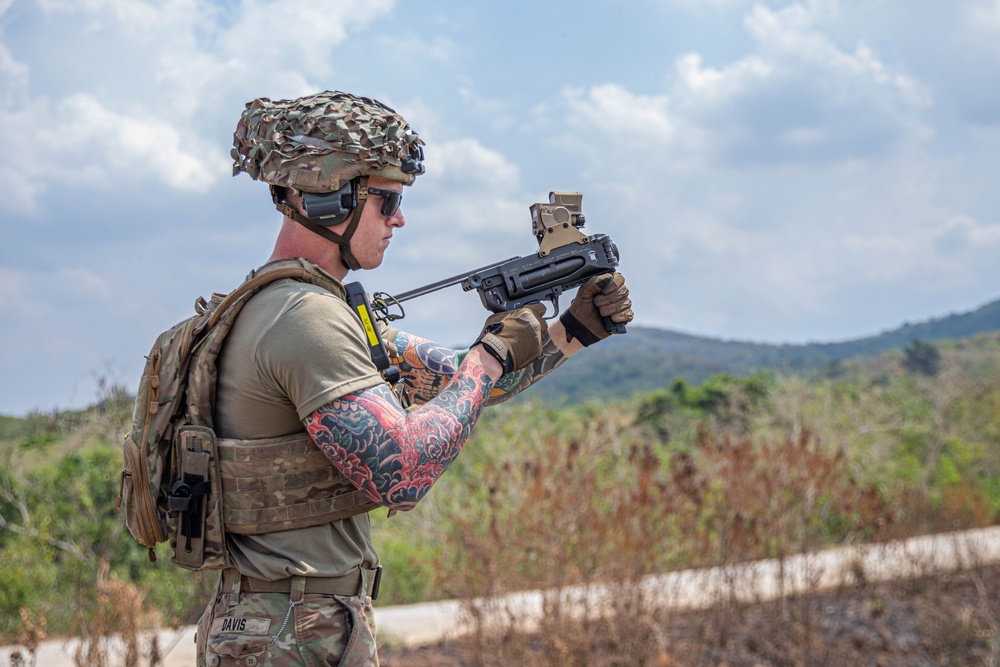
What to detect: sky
<box><xmin>1</xmin><ymin>0</ymin><xmax>999</xmax><ymax>416</ymax></box>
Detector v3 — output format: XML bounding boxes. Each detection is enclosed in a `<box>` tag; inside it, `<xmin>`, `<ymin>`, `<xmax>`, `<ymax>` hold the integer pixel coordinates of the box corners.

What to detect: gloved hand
<box><xmin>474</xmin><ymin>303</ymin><xmax>548</xmax><ymax>374</ymax></box>
<box><xmin>560</xmin><ymin>272</ymin><xmax>633</xmax><ymax>346</ymax></box>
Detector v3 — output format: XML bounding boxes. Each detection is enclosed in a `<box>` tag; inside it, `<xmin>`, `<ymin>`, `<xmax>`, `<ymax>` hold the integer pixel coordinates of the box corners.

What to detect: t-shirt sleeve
<box><xmin>254</xmin><ymin>290</ymin><xmax>385</xmax><ymax>420</ymax></box>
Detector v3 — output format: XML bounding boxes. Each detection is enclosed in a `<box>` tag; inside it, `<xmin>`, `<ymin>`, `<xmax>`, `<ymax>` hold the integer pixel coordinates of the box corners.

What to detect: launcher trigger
<box><xmin>543</xmin><ymin>296</ymin><xmax>560</xmax><ymax>320</ymax></box>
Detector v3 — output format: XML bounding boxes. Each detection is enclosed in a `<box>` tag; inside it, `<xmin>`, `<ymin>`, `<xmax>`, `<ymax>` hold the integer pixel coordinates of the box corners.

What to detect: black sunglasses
<box><xmin>367</xmin><ymin>187</ymin><xmax>403</xmax><ymax>218</ymax></box>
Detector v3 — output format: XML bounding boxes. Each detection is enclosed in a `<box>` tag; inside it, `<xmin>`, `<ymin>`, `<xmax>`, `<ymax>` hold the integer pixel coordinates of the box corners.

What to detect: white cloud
<box><xmin>457</xmin><ymin>85</ymin><xmax>515</xmax><ymax>132</ymax></box>
<box><xmin>57</xmin><ymin>93</ymin><xmax>223</xmax><ymax>190</ymax></box>
<box><xmin>0</xmin><ymin>267</ymin><xmax>47</xmax><ymax>320</ymax></box>
<box><xmin>964</xmin><ymin>0</ymin><xmax>1000</xmax><ymax>63</ymax></box>
<box><xmin>375</xmin><ymin>33</ymin><xmax>455</xmax><ymax>64</ymax></box>
<box><xmin>933</xmin><ymin>215</ymin><xmax>1000</xmax><ymax>255</ymax></box>
<box><xmin>672</xmin><ymin>212</ymin><xmax>762</xmax><ymax>257</ymax></box>
<box><xmin>656</xmin><ymin>0</ymin><xmax>752</xmax><ymax>9</ymax></box>
<box><xmin>216</xmin><ymin>0</ymin><xmax>388</xmax><ymax>79</ymax></box>
<box><xmin>745</xmin><ymin>3</ymin><xmax>930</xmax><ymax>108</ymax></box>
<box><xmin>675</xmin><ymin>52</ymin><xmax>773</xmax><ymax>99</ymax></box>
<box><xmin>0</xmin><ymin>0</ymin><xmax>399</xmax><ymax>212</ymax></box>
<box><xmin>57</xmin><ymin>267</ymin><xmax>114</xmax><ymax>300</ymax></box>
<box><xmin>743</xmin><ymin>0</ymin><xmax>837</xmax><ymax>53</ymax></box>
<box><xmin>0</xmin><ymin>95</ymin><xmax>223</xmax><ymax>216</ymax></box>
<box><xmin>970</xmin><ymin>0</ymin><xmax>1000</xmax><ymax>28</ymax></box>
<box><xmin>564</xmin><ymin>83</ymin><xmax>676</xmax><ymax>146</ymax></box>
<box><xmin>425</xmin><ymin>137</ymin><xmax>520</xmax><ymax>191</ymax></box>
<box><xmin>0</xmin><ymin>41</ymin><xmax>27</xmax><ymax>103</ymax></box>
<box><xmin>553</xmin><ymin>0</ymin><xmax>933</xmax><ymax>180</ymax></box>
<box><xmin>393</xmin><ymin>135</ymin><xmax>524</xmax><ymax>261</ymax></box>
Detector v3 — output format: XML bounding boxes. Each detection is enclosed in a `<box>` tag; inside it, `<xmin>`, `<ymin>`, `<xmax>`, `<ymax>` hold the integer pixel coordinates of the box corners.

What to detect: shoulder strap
<box><xmin>186</xmin><ymin>258</ymin><xmax>346</xmax><ymax>430</ymax></box>
<box><xmin>201</xmin><ymin>258</ymin><xmax>343</xmax><ymax>333</ymax></box>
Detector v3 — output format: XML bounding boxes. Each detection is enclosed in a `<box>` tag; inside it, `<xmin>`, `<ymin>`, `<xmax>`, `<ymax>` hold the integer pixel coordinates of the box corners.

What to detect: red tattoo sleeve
<box><xmin>304</xmin><ymin>353</ymin><xmax>494</xmax><ymax>510</ymax></box>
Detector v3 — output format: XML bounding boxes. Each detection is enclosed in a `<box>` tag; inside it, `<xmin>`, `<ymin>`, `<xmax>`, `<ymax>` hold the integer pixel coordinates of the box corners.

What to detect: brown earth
<box><xmin>379</xmin><ymin>563</ymin><xmax>1000</xmax><ymax>667</ymax></box>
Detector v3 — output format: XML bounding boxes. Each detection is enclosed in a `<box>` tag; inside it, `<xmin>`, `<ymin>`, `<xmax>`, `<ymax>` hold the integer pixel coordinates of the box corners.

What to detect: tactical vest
<box><xmin>217</xmin><ymin>433</ymin><xmax>379</xmax><ymax>535</ymax></box>
<box><xmin>119</xmin><ymin>258</ymin><xmax>381</xmax><ymax>571</ymax></box>
<box><xmin>201</xmin><ymin>261</ymin><xmax>381</xmax><ymax>537</ymax></box>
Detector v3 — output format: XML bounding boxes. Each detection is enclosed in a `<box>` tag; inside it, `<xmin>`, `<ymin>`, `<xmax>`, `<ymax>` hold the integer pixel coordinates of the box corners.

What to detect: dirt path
<box><xmin>8</xmin><ymin>526</ymin><xmax>1000</xmax><ymax>667</ymax></box>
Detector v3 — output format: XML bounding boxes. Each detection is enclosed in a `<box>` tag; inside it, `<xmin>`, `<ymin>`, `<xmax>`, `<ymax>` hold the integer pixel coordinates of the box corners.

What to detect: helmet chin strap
<box><xmin>271</xmin><ymin>176</ymin><xmax>370</xmax><ymax>272</ymax></box>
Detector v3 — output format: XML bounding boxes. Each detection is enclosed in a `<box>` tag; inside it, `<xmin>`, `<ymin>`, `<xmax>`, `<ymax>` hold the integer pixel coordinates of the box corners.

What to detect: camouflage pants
<box><xmin>196</xmin><ymin>572</ymin><xmax>379</xmax><ymax>666</ymax></box>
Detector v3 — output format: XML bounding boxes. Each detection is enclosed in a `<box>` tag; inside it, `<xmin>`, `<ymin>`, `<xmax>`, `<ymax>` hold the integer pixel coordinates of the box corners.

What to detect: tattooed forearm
<box><xmin>389</xmin><ymin>331</ymin><xmax>463</xmax><ymax>405</ymax></box>
<box><xmin>304</xmin><ymin>354</ymin><xmax>494</xmax><ymax>511</ymax></box>
<box><xmin>389</xmin><ymin>327</ymin><xmax>570</xmax><ymax>407</ymax></box>
<box><xmin>486</xmin><ymin>334</ymin><xmax>568</xmax><ymax>405</ymax></box>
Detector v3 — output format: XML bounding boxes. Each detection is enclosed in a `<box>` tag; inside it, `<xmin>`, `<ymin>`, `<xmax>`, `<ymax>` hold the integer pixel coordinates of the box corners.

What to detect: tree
<box><xmin>903</xmin><ymin>340</ymin><xmax>942</xmax><ymax>377</ymax></box>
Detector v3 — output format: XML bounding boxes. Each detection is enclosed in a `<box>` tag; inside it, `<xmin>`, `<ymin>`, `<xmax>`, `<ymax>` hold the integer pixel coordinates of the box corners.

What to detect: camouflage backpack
<box><xmin>115</xmin><ymin>259</ymin><xmax>379</xmax><ymax>571</ymax></box>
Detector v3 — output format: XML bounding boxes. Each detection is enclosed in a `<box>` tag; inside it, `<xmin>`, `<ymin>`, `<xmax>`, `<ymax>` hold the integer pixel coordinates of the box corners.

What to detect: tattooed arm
<box><xmin>386</xmin><ymin>319</ymin><xmax>586</xmax><ymax>407</ymax></box>
<box><xmin>385</xmin><ymin>330</ymin><xmax>464</xmax><ymax>406</ymax></box>
<box><xmin>486</xmin><ymin>318</ymin><xmax>584</xmax><ymax>405</ymax></box>
<box><xmin>304</xmin><ymin>346</ymin><xmax>504</xmax><ymax>511</ymax></box>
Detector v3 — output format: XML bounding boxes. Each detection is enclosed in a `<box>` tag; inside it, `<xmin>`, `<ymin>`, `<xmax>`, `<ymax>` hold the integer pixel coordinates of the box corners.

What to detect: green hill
<box><xmin>534</xmin><ymin>297</ymin><xmax>1000</xmax><ymax>403</ymax></box>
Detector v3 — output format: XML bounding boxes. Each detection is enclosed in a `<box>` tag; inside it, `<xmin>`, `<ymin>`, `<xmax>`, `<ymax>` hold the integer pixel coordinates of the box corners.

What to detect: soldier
<box><xmin>197</xmin><ymin>90</ymin><xmax>634</xmax><ymax>666</ymax></box>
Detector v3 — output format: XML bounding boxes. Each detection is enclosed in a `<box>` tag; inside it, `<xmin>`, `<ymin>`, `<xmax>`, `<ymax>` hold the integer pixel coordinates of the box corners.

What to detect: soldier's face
<box><xmin>349</xmin><ymin>176</ymin><xmax>406</xmax><ymax>270</ymax></box>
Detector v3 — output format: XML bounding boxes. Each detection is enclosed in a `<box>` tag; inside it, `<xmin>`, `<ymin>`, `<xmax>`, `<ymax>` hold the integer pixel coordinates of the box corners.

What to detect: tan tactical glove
<box><xmin>560</xmin><ymin>272</ymin><xmax>633</xmax><ymax>346</ymax></box>
<box><xmin>474</xmin><ymin>303</ymin><xmax>548</xmax><ymax>374</ymax></box>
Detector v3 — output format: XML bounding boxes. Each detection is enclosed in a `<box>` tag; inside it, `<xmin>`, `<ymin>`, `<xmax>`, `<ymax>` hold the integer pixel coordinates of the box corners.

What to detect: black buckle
<box><xmin>167</xmin><ymin>480</ymin><xmax>192</xmax><ymax>512</ymax></box>
<box><xmin>167</xmin><ymin>477</ymin><xmax>211</xmax><ymax>512</ymax></box>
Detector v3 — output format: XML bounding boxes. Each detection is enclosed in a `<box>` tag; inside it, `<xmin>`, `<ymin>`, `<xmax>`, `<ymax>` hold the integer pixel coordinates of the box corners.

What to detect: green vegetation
<box><xmin>4</xmin><ymin>331</ymin><xmax>1000</xmax><ymax>662</ymax></box>
<box><xmin>534</xmin><ymin>296</ymin><xmax>1000</xmax><ymax>402</ymax></box>
<box><xmin>0</xmin><ymin>386</ymin><xmax>216</xmax><ymax>651</ymax></box>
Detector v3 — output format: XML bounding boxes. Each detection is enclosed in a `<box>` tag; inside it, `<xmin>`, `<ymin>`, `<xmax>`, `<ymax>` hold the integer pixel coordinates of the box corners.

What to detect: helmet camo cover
<box><xmin>231</xmin><ymin>90</ymin><xmax>425</xmax><ymax>194</ymax></box>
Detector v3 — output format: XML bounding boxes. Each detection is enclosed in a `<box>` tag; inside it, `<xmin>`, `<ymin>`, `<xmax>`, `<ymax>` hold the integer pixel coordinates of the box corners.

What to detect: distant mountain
<box><xmin>533</xmin><ymin>297</ymin><xmax>1000</xmax><ymax>403</ymax></box>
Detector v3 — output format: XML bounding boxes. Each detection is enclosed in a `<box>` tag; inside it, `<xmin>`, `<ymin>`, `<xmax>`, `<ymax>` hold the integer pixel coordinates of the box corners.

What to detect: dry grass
<box><xmin>415</xmin><ymin>409</ymin><xmax>997</xmax><ymax>666</ymax></box>
<box><xmin>2</xmin><ymin>560</ymin><xmax>163</xmax><ymax>667</ymax></box>
<box><xmin>70</xmin><ymin>559</ymin><xmax>162</xmax><ymax>667</ymax></box>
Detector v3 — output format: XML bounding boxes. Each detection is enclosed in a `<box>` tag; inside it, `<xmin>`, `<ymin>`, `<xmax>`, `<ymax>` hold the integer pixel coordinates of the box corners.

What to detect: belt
<box><xmin>226</xmin><ymin>566</ymin><xmax>382</xmax><ymax>600</ymax></box>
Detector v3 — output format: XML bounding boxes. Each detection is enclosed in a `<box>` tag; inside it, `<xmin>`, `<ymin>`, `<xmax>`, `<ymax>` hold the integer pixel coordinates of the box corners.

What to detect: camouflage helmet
<box><xmin>231</xmin><ymin>90</ymin><xmax>425</xmax><ymax>194</ymax></box>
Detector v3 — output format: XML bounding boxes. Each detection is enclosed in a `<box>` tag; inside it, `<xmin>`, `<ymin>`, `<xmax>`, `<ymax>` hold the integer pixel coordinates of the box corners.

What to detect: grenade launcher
<box><xmin>370</xmin><ymin>191</ymin><xmax>626</xmax><ymax>335</ymax></box>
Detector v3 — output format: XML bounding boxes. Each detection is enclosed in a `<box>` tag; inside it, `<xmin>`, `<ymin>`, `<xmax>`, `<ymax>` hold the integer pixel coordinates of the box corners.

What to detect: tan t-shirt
<box><xmin>215</xmin><ymin>277</ymin><xmax>385</xmax><ymax>580</ymax></box>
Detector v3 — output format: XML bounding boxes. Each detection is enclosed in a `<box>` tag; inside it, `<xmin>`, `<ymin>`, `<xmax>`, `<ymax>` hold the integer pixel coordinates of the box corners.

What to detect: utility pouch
<box><xmin>169</xmin><ymin>425</ymin><xmax>216</xmax><ymax>569</ymax></box>
<box><xmin>345</xmin><ymin>281</ymin><xmax>399</xmax><ymax>384</ymax></box>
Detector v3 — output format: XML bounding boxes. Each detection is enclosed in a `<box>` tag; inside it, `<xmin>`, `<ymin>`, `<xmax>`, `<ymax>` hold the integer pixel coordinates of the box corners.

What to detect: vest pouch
<box><xmin>169</xmin><ymin>425</ymin><xmax>228</xmax><ymax>571</ymax></box>
<box><xmin>119</xmin><ymin>432</ymin><xmax>167</xmax><ymax>554</ymax></box>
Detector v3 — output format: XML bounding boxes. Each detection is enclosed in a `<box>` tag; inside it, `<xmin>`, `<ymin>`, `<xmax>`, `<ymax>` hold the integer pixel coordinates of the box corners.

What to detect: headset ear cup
<box><xmin>301</xmin><ymin>178</ymin><xmax>357</xmax><ymax>226</ymax></box>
